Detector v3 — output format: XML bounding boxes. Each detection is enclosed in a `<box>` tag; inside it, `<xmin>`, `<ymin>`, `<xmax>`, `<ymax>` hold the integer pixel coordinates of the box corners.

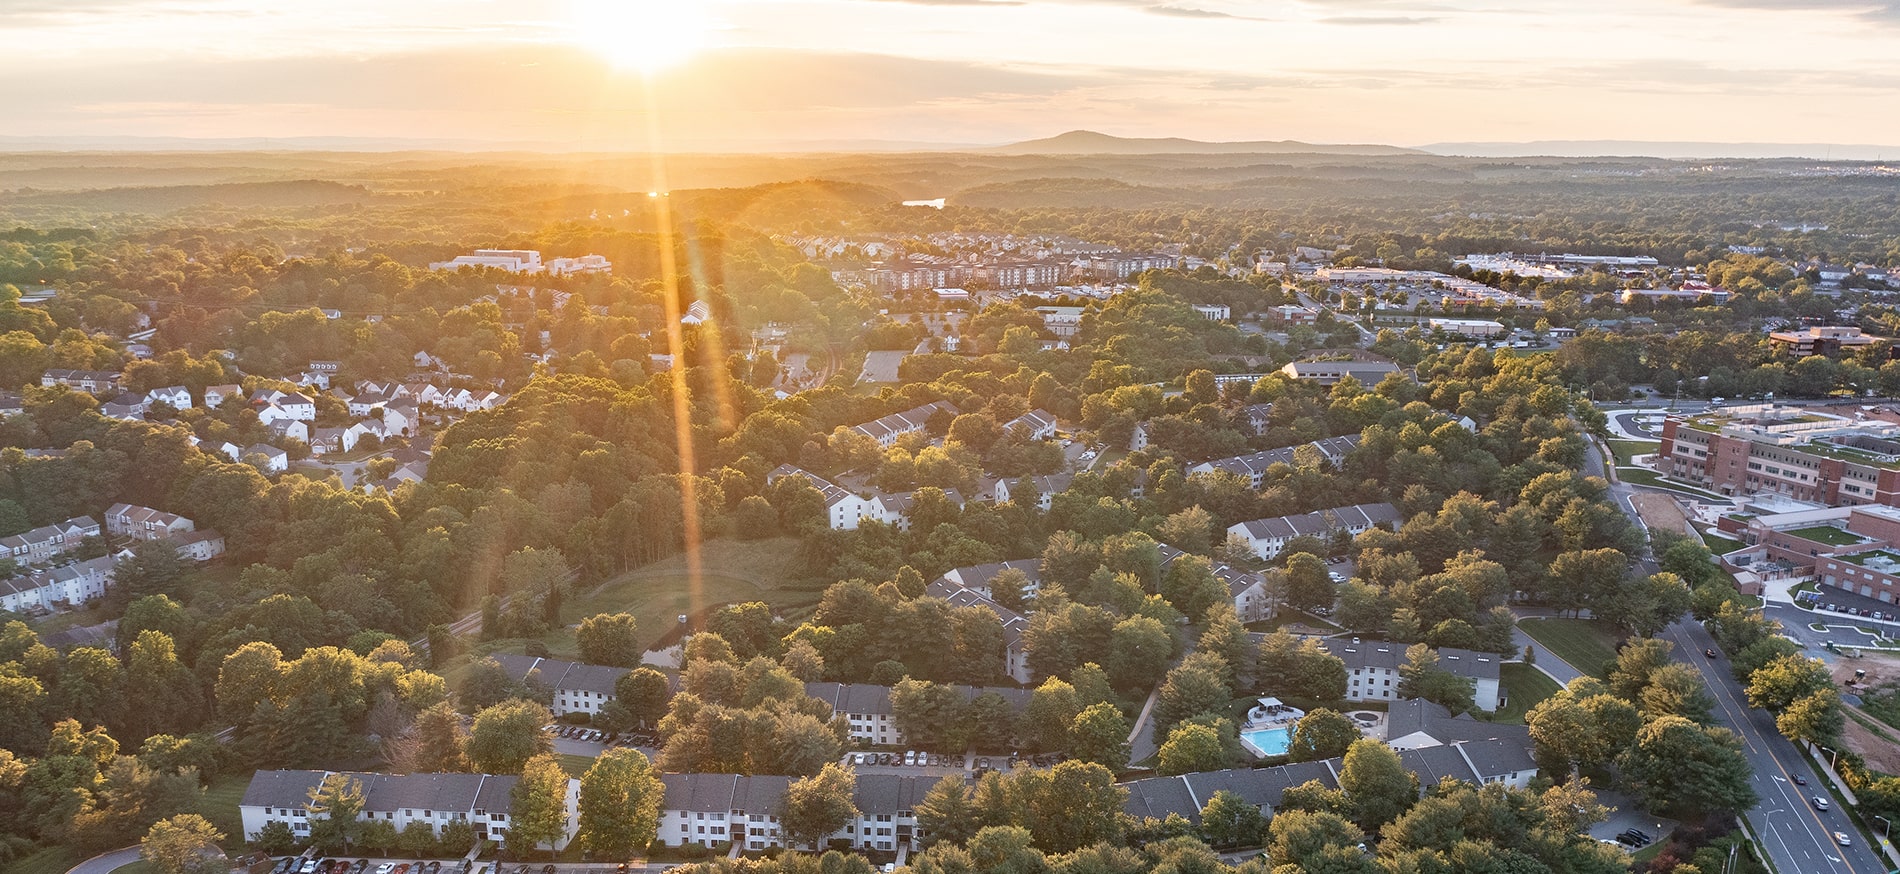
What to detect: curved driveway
<box><xmin>67</xmin><ymin>846</ymin><xmax>141</xmax><ymax>874</ymax></box>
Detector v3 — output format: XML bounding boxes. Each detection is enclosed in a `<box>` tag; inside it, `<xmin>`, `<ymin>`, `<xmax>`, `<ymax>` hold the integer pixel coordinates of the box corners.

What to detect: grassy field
<box><xmin>1700</xmin><ymin>528</ymin><xmax>1743</xmax><ymax>554</ymax></box>
<box><xmin>553</xmin><ymin>537</ymin><xmax>823</xmax><ymax>654</ymax></box>
<box><xmin>1609</xmin><ymin>439</ymin><xmax>1660</xmax><ymax>467</ymax></box>
<box><xmin>1519</xmin><ymin>618</ymin><xmax>1623</xmax><ymax>678</ymax></box>
<box><xmin>199</xmin><ymin>772</ymin><xmax>250</xmax><ymax>844</ymax></box>
<box><xmin>555</xmin><ymin>753</ymin><xmax>598</xmax><ymax>778</ymax></box>
<box><xmin>7</xmin><ymin>847</ymin><xmax>78</xmax><ymax>874</ymax></box>
<box><xmin>1488</xmin><ymin>663</ymin><xmax>1562</xmax><ymax>724</ymax></box>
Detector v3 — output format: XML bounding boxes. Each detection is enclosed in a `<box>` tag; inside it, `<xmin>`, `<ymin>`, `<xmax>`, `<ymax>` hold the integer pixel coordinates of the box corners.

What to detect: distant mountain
<box><xmin>988</xmin><ymin>130</ymin><xmax>1422</xmax><ymax>157</ymax></box>
<box><xmin>1419</xmin><ymin>140</ymin><xmax>1900</xmax><ymax>160</ymax></box>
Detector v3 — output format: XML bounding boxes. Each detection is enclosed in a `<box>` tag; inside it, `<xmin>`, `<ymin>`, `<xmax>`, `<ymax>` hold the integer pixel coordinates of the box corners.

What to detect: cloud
<box><xmin>1686</xmin><ymin>0</ymin><xmax>1900</xmax><ymax>22</ymax></box>
<box><xmin>1318</xmin><ymin>15</ymin><xmax>1442</xmax><ymax>23</ymax></box>
<box><xmin>1144</xmin><ymin>5</ymin><xmax>1273</xmax><ymax>19</ymax></box>
<box><xmin>854</xmin><ymin>0</ymin><xmax>1026</xmax><ymax>5</ymax></box>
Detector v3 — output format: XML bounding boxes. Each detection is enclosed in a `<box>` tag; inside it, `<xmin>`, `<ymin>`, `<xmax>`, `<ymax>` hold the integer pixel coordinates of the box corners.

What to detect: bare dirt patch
<box><xmin>1840</xmin><ymin>710</ymin><xmax>1900</xmax><ymax>775</ymax></box>
<box><xmin>1831</xmin><ymin>651</ymin><xmax>1900</xmax><ymax>688</ymax></box>
<box><xmin>1630</xmin><ymin>492</ymin><xmax>1694</xmax><ymax>537</ymax></box>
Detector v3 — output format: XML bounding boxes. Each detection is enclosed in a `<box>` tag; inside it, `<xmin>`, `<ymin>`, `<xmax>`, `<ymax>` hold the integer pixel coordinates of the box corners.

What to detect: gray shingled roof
<box><xmin>240</xmin><ymin>770</ymin><xmax>328</xmax><ymax>810</ymax></box>
<box><xmin>1318</xmin><ymin>639</ymin><xmax>1500</xmax><ymax>681</ymax></box>
<box><xmin>1232</xmin><ymin>502</ymin><xmax>1400</xmax><ymax>541</ymax></box>
<box><xmin>1190</xmin><ymin>435</ymin><xmax>1361</xmax><ymax>480</ymax></box>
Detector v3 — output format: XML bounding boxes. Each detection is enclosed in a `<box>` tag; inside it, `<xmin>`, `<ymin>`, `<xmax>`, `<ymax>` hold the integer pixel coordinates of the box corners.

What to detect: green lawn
<box><xmin>6</xmin><ymin>847</ymin><xmax>78</xmax><ymax>874</ymax></box>
<box><xmin>1518</xmin><ymin>618</ymin><xmax>1623</xmax><ymax>678</ymax></box>
<box><xmin>555</xmin><ymin>753</ymin><xmax>598</xmax><ymax>778</ymax></box>
<box><xmin>1700</xmin><ymin>528</ymin><xmax>1743</xmax><ymax>555</ymax></box>
<box><xmin>1609</xmin><ymin>439</ymin><xmax>1660</xmax><ymax>467</ymax></box>
<box><xmin>109</xmin><ymin>862</ymin><xmax>158</xmax><ymax>874</ymax></box>
<box><xmin>199</xmin><ymin>772</ymin><xmax>250</xmax><ymax>844</ymax></box>
<box><xmin>1487</xmin><ymin>663</ymin><xmax>1562</xmax><ymax>724</ymax></box>
<box><xmin>555</xmin><ymin>537</ymin><xmax>823</xmax><ymax>654</ymax></box>
<box><xmin>1788</xmin><ymin>525</ymin><xmax>1869</xmax><ymax>546</ymax></box>
<box><xmin>1614</xmin><ymin>468</ymin><xmax>1728</xmax><ymax>501</ymax></box>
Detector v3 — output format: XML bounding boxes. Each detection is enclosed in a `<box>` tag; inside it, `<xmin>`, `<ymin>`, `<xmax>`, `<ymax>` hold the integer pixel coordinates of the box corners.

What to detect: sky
<box><xmin>4</xmin><ymin>0</ymin><xmax>1900</xmax><ymax>151</ymax></box>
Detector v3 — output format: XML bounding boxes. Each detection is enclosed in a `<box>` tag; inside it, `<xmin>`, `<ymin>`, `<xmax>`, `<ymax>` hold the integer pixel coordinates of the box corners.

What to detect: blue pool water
<box><xmin>1240</xmin><ymin>726</ymin><xmax>1292</xmax><ymax>757</ymax></box>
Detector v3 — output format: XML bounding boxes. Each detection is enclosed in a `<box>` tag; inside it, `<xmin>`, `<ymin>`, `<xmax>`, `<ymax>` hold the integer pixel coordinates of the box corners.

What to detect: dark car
<box><xmin>1704</xmin><ymin>648</ymin><xmax>1718</xmax><ymax>658</ymax></box>
<box><xmin>1794</xmin><ymin>775</ymin><xmax>1808</xmax><ymax>786</ymax></box>
<box><xmin>543</xmin><ymin>865</ymin><xmax>557</xmax><ymax>874</ymax></box>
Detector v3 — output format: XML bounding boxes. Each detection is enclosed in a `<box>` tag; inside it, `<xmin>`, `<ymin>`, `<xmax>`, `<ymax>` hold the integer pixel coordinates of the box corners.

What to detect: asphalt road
<box><xmin>1581</xmin><ymin>439</ymin><xmax>1887</xmax><ymax>873</ymax></box>
<box><xmin>66</xmin><ymin>847</ymin><xmax>140</xmax><ymax>874</ymax></box>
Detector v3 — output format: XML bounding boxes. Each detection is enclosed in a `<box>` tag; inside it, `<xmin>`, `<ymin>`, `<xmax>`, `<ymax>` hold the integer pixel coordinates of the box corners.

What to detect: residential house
<box><xmin>305</xmin><ymin>361</ymin><xmax>342</xmax><ymax>389</ymax></box>
<box><xmin>681</xmin><ymin>300</ymin><xmax>712</xmax><ymax>325</ymax></box>
<box><xmin>202</xmin><ymin>384</ymin><xmax>244</xmax><ymax>409</ymax></box>
<box><xmin>490</xmin><ymin>654</ymin><xmax>630</xmax><ymax>717</ymax></box>
<box><xmin>1318</xmin><ymin>638</ymin><xmax>1502</xmax><ymax>711</ymax></box>
<box><xmin>1000</xmin><ymin>409</ymin><xmax>1058</xmax><ymax>441</ymax></box>
<box><xmin>1129</xmin><ymin>421</ymin><xmax>1151</xmax><ymax>452</ymax></box>
<box><xmin>852</xmin><ymin>401</ymin><xmax>959</xmax><ymax>448</ymax></box>
<box><xmin>174</xmin><ymin>530</ymin><xmax>227</xmax><ymax>562</ymax></box>
<box><xmin>0</xmin><ymin>516</ymin><xmax>99</xmax><ymax>564</ymax></box>
<box><xmin>348</xmin><ymin>390</ymin><xmax>393</xmax><ymax>418</ymax></box>
<box><xmin>105</xmin><ymin>503</ymin><xmax>196</xmax><ymax>541</ymax></box>
<box><xmin>40</xmin><ymin>369</ymin><xmax>120</xmax><ymax>393</ymax></box>
<box><xmin>243</xmin><ymin>444</ymin><xmax>289</xmax><ymax>474</ymax></box>
<box><xmin>145</xmin><ymin>385</ymin><xmax>192</xmax><ymax>410</ymax></box>
<box><xmin>0</xmin><ymin>392</ymin><xmax>21</xmax><ymax>417</ymax></box>
<box><xmin>1237</xmin><ymin>404</ymin><xmax>1275</xmax><ymax>436</ymax></box>
<box><xmin>239</xmin><ymin>769</ymin><xmax>577</xmax><ymax>851</ymax></box>
<box><xmin>766</xmin><ymin>465</ymin><xmax>878</xmax><ymax>531</ymax></box>
<box><xmin>251</xmin><ymin>389</ymin><xmax>316</xmax><ymax>421</ymax></box>
<box><xmin>266</xmin><ymin>420</ymin><xmax>311</xmax><ymax>444</ymax></box>
<box><xmin>382</xmin><ymin>399</ymin><xmax>420</xmax><ymax>437</ymax></box>
<box><xmin>992</xmin><ymin>473</ymin><xmax>1074</xmax><ymax>511</ymax></box>
<box><xmin>1188</xmin><ymin>435</ymin><xmax>1361</xmax><ymax>488</ymax></box>
<box><xmin>1227</xmin><ymin>502</ymin><xmax>1402</xmax><ymax>559</ymax></box>
<box><xmin>100</xmin><ymin>393</ymin><xmax>148</xmax><ymax>420</ymax></box>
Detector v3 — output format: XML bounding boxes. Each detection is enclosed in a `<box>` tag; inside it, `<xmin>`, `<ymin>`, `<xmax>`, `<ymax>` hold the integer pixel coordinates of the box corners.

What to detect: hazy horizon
<box><xmin>7</xmin><ymin>0</ymin><xmax>1900</xmax><ymax>154</ymax></box>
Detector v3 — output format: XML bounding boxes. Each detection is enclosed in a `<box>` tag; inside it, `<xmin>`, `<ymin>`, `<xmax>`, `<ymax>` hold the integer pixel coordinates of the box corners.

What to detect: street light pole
<box><xmin>1818</xmin><ymin>743</ymin><xmax>1841</xmax><ymax>772</ymax></box>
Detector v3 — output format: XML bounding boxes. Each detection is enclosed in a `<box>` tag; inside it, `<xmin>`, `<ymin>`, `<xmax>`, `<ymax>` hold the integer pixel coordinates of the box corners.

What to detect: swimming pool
<box><xmin>1240</xmin><ymin>726</ymin><xmax>1292</xmax><ymax>757</ymax></box>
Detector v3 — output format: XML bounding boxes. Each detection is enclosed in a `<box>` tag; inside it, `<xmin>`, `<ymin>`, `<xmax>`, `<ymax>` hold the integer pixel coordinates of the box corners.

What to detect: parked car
<box><xmin>299</xmin><ymin>861</ymin><xmax>318</xmax><ymax>874</ymax></box>
<box><xmin>377</xmin><ymin>864</ymin><xmax>396</xmax><ymax>874</ymax></box>
<box><xmin>903</xmin><ymin>751</ymin><xmax>917</xmax><ymax>766</ymax></box>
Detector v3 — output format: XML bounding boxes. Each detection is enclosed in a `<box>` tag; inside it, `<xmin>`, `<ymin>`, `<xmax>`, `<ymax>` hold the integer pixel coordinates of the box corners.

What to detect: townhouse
<box><xmin>851</xmin><ymin>401</ymin><xmax>959</xmax><ymax>448</ymax></box>
<box><xmin>145</xmin><ymin>385</ymin><xmax>192</xmax><ymax>410</ymax></box>
<box><xmin>1317</xmin><ymin>638</ymin><xmax>1502</xmax><ymax>712</ymax></box>
<box><xmin>239</xmin><ymin>769</ymin><xmax>577</xmax><ymax>851</ymax></box>
<box><xmin>1188</xmin><ymin>435</ymin><xmax>1361</xmax><ymax>488</ymax></box>
<box><xmin>40</xmin><ymin>369</ymin><xmax>120</xmax><ymax>393</ymax></box>
<box><xmin>991</xmin><ymin>473</ymin><xmax>1073</xmax><ymax>511</ymax></box>
<box><xmin>0</xmin><ymin>515</ymin><xmax>99</xmax><ymax>564</ymax></box>
<box><xmin>924</xmin><ymin>578</ymin><xmax>1032</xmax><ymax>684</ymax></box>
<box><xmin>0</xmin><ymin>554</ymin><xmax>118</xmax><ymax>613</ymax></box>
<box><xmin>764</xmin><ymin>465</ymin><xmax>964</xmax><ymax>532</ymax></box>
<box><xmin>1227</xmin><ymin>502</ymin><xmax>1401</xmax><ymax>559</ymax></box>
<box><xmin>202</xmin><ymin>384</ymin><xmax>244</xmax><ymax>409</ymax></box>
<box><xmin>490</xmin><ymin>653</ymin><xmax>631</xmax><ymax>717</ymax></box>
<box><xmin>174</xmin><ymin>530</ymin><xmax>227</xmax><ymax>562</ymax></box>
<box><xmin>105</xmin><ymin>503</ymin><xmax>196</xmax><ymax>541</ymax></box>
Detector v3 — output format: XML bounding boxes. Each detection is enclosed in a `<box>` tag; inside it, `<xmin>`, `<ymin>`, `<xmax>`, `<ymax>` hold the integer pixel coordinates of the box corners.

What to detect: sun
<box><xmin>567</xmin><ymin>0</ymin><xmax>711</xmax><ymax>72</ymax></box>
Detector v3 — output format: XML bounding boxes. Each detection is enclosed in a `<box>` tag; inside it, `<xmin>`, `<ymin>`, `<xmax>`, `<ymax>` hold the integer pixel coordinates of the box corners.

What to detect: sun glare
<box><xmin>569</xmin><ymin>0</ymin><xmax>711</xmax><ymax>72</ymax></box>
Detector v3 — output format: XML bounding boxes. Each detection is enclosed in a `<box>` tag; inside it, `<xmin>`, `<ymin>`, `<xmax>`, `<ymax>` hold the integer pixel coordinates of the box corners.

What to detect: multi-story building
<box><xmin>0</xmin><ymin>516</ymin><xmax>99</xmax><ymax>564</ymax></box>
<box><xmin>1000</xmin><ymin>409</ymin><xmax>1058</xmax><ymax>441</ymax></box>
<box><xmin>40</xmin><ymin>369</ymin><xmax>120</xmax><ymax>393</ymax></box>
<box><xmin>802</xmin><ymin>682</ymin><xmax>1031</xmax><ymax>747</ymax></box>
<box><xmin>851</xmin><ymin>401</ymin><xmax>958</xmax><ymax>447</ymax></box>
<box><xmin>239</xmin><ymin>770</ymin><xmax>576</xmax><ymax>851</ymax></box>
<box><xmin>1767</xmin><ymin>326</ymin><xmax>1890</xmax><ymax>358</ymax></box>
<box><xmin>0</xmin><ymin>554</ymin><xmax>118</xmax><ymax>614</ymax></box>
<box><xmin>1188</xmin><ymin>435</ymin><xmax>1360</xmax><ymax>488</ymax></box>
<box><xmin>1656</xmin><ymin>405</ymin><xmax>1900</xmax><ymax>506</ymax></box>
<box><xmin>765</xmin><ymin>465</ymin><xmax>966</xmax><ymax>532</ymax></box>
<box><xmin>1719</xmin><ymin>502</ymin><xmax>1900</xmax><ymax>606</ymax></box>
<box><xmin>1318</xmin><ymin>638</ymin><xmax>1502</xmax><ymax>711</ymax></box>
<box><xmin>1280</xmin><ymin>360</ymin><xmax>1403</xmax><ymax>386</ymax></box>
<box><xmin>658</xmin><ymin>773</ymin><xmax>940</xmax><ymax>852</ymax></box>
<box><xmin>1227</xmin><ymin>502</ymin><xmax>1402</xmax><ymax>559</ymax></box>
<box><xmin>104</xmin><ymin>504</ymin><xmax>196</xmax><ymax>541</ymax></box>
<box><xmin>490</xmin><ymin>653</ymin><xmax>630</xmax><ymax>717</ymax></box>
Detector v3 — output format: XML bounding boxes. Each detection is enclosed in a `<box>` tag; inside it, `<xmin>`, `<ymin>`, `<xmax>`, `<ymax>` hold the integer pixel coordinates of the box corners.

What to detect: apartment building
<box><xmin>240</xmin><ymin>770</ymin><xmax>576</xmax><ymax>851</ymax></box>
<box><xmin>1657</xmin><ymin>405</ymin><xmax>1900</xmax><ymax>507</ymax></box>
<box><xmin>1317</xmin><ymin>638</ymin><xmax>1502</xmax><ymax>711</ymax></box>
<box><xmin>1227</xmin><ymin>503</ymin><xmax>1401</xmax><ymax>559</ymax></box>
<box><xmin>490</xmin><ymin>653</ymin><xmax>630</xmax><ymax>717</ymax></box>
<box><xmin>1188</xmin><ymin>435</ymin><xmax>1360</xmax><ymax>488</ymax></box>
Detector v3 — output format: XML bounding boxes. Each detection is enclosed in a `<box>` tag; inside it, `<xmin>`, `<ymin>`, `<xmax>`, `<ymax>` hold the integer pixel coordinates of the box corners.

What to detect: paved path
<box><xmin>1511</xmin><ymin>624</ymin><xmax>1584</xmax><ymax>685</ymax></box>
<box><xmin>67</xmin><ymin>846</ymin><xmax>140</xmax><ymax>874</ymax></box>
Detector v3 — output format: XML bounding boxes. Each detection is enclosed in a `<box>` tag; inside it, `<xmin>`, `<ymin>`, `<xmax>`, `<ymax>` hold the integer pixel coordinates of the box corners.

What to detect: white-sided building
<box><xmin>203</xmin><ymin>384</ymin><xmax>243</xmax><ymax>409</ymax></box>
<box><xmin>1318</xmin><ymin>638</ymin><xmax>1502</xmax><ymax>712</ymax></box>
<box><xmin>0</xmin><ymin>554</ymin><xmax>118</xmax><ymax>613</ymax></box>
<box><xmin>992</xmin><ymin>473</ymin><xmax>1073</xmax><ymax>511</ymax></box>
<box><xmin>146</xmin><ymin>385</ymin><xmax>192</xmax><ymax>409</ymax></box>
<box><xmin>804</xmin><ymin>682</ymin><xmax>1031</xmax><ymax>748</ymax></box>
<box><xmin>1189</xmin><ymin>435</ymin><xmax>1360</xmax><ymax>488</ymax></box>
<box><xmin>239</xmin><ymin>769</ymin><xmax>576</xmax><ymax>851</ymax></box>
<box><xmin>429</xmin><ymin>249</ymin><xmax>544</xmax><ymax>273</ymax></box>
<box><xmin>1001</xmin><ymin>409</ymin><xmax>1058</xmax><ymax>441</ymax></box>
<box><xmin>0</xmin><ymin>516</ymin><xmax>99</xmax><ymax>564</ymax></box>
<box><xmin>852</xmin><ymin>401</ymin><xmax>958</xmax><ymax>448</ymax></box>
<box><xmin>252</xmin><ymin>389</ymin><xmax>317</xmax><ymax>421</ymax></box>
<box><xmin>490</xmin><ymin>653</ymin><xmax>630</xmax><ymax>717</ymax></box>
<box><xmin>658</xmin><ymin>772</ymin><xmax>939</xmax><ymax>853</ymax></box>
<box><xmin>105</xmin><ymin>503</ymin><xmax>195</xmax><ymax>541</ymax></box>
<box><xmin>1227</xmin><ymin>502</ymin><xmax>1401</xmax><ymax>559</ymax></box>
<box><xmin>174</xmin><ymin>530</ymin><xmax>227</xmax><ymax>562</ymax></box>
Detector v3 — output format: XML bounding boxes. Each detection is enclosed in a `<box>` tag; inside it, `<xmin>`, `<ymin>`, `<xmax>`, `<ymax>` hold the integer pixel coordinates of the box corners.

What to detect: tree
<box><xmin>509</xmin><ymin>754</ymin><xmax>571</xmax><ymax>858</ymax></box>
<box><xmin>1337</xmin><ymin>738</ymin><xmax>1416</xmax><ymax>831</ymax></box>
<box><xmin>468</xmin><ymin>699</ymin><xmax>553</xmax><ymax>774</ymax></box>
<box><xmin>1104</xmin><ymin>616</ymin><xmax>1173</xmax><ymax>693</ymax></box>
<box><xmin>1287</xmin><ymin>709</ymin><xmax>1359</xmax><ymax>763</ymax></box>
<box><xmin>1067</xmin><ymin>703</ymin><xmax>1130</xmax><ymax>770</ymax></box>
<box><xmin>1157</xmin><ymin>722</ymin><xmax>1226</xmax><ymax>776</ymax></box>
<box><xmin>1153</xmin><ymin>653</ymin><xmax>1232</xmax><ymax>736</ymax></box>
<box><xmin>1266</xmin><ymin>809</ymin><xmax>1364</xmax><ymax>870</ymax></box>
<box><xmin>1778</xmin><ymin>689</ymin><xmax>1845</xmax><ymax>746</ymax></box>
<box><xmin>576</xmin><ymin>613</ymin><xmax>641</xmax><ymax>667</ymax></box>
<box><xmin>604</xmin><ymin>667</ymin><xmax>672</xmax><ymax>730</ymax></box>
<box><xmin>1005</xmin><ymin>761</ymin><xmax>1124</xmax><ymax>852</ymax></box>
<box><xmin>1283</xmin><ymin>553</ymin><xmax>1335</xmax><ymax>612</ymax></box>
<box><xmin>781</xmin><ymin>763</ymin><xmax>858</xmax><ymax>850</ymax></box>
<box><xmin>1605</xmin><ymin>572</ymin><xmax>1694</xmax><ymax>638</ymax></box>
<box><xmin>1397</xmin><ymin>643</ymin><xmax>1475</xmax><ymax>713</ymax></box>
<box><xmin>1745</xmin><ymin>653</ymin><xmax>1834</xmax><ymax>713</ymax></box>
<box><xmin>411</xmin><ymin>701</ymin><xmax>470</xmax><ymax>772</ymax></box>
<box><xmin>1200</xmin><ymin>790</ymin><xmax>1265</xmax><ymax>849</ymax></box>
<box><xmin>577</xmin><ymin>748</ymin><xmax>663</xmax><ymax>859</ymax></box>
<box><xmin>141</xmin><ymin>814</ymin><xmax>225</xmax><ymax>874</ymax></box>
<box><xmin>915</xmin><ymin>775</ymin><xmax>976</xmax><ymax>848</ymax></box>
<box><xmin>306</xmin><ymin>773</ymin><xmax>365</xmax><ymax>853</ymax></box>
<box><xmin>1526</xmin><ymin>696</ymin><xmax>1598</xmax><ymax>781</ymax></box>
<box><xmin>1617</xmin><ymin>715</ymin><xmax>1758</xmax><ymax>816</ymax></box>
<box><xmin>990</xmin><ymin>567</ymin><xmax>1031</xmax><ymax>612</ymax></box>
<box><xmin>1024</xmin><ymin>678</ymin><xmax>1081</xmax><ymax>753</ymax></box>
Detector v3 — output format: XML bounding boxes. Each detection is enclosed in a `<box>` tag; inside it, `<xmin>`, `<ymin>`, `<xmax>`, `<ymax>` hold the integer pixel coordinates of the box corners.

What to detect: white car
<box><xmin>1813</xmin><ymin>796</ymin><xmax>1830</xmax><ymax>811</ymax></box>
<box><xmin>904</xmin><ymin>751</ymin><xmax>917</xmax><ymax>766</ymax></box>
<box><xmin>1836</xmin><ymin>831</ymin><xmax>1852</xmax><ymax>847</ymax></box>
<box><xmin>377</xmin><ymin>865</ymin><xmax>395</xmax><ymax>874</ymax></box>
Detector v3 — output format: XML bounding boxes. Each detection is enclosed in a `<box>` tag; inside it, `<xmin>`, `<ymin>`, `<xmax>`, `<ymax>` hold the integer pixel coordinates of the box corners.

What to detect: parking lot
<box><xmin>843</xmin><ymin>750</ymin><xmax>1065</xmax><ymax>778</ymax></box>
<box><xmin>274</xmin><ymin>859</ymin><xmax>685</xmax><ymax>874</ymax></box>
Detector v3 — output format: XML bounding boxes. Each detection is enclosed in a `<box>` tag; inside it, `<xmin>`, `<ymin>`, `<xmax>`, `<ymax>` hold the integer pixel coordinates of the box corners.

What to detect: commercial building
<box><xmin>1280</xmin><ymin>360</ymin><xmax>1403</xmax><ymax>386</ymax></box>
<box><xmin>1766</xmin><ymin>326</ymin><xmax>1890</xmax><ymax>358</ymax></box>
<box><xmin>1657</xmin><ymin>405</ymin><xmax>1900</xmax><ymax>506</ymax></box>
<box><xmin>1428</xmin><ymin>318</ymin><xmax>1506</xmax><ymax>339</ymax></box>
<box><xmin>1718</xmin><ymin>502</ymin><xmax>1900</xmax><ymax>606</ymax></box>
